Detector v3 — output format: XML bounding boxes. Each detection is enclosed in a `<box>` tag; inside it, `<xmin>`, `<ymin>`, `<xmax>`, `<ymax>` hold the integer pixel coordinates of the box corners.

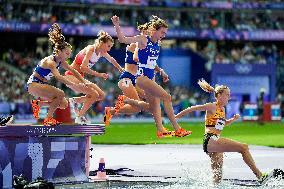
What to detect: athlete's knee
<box><xmin>86</xmin><ymin>90</ymin><xmax>99</xmax><ymax>100</ymax></box>
<box><xmin>52</xmin><ymin>90</ymin><xmax>65</xmax><ymax>102</ymax></box>
<box><xmin>132</xmin><ymin>106</ymin><xmax>141</xmax><ymax>113</ymax></box>
<box><xmin>239</xmin><ymin>143</ymin><xmax>249</xmax><ymax>153</ymax></box>
<box><xmin>59</xmin><ymin>98</ymin><xmax>68</xmax><ymax>109</ymax></box>
<box><xmin>98</xmin><ymin>91</ymin><xmax>105</xmax><ymax>101</ymax></box>
<box><xmin>56</xmin><ymin>90</ymin><xmax>65</xmax><ymax>99</ymax></box>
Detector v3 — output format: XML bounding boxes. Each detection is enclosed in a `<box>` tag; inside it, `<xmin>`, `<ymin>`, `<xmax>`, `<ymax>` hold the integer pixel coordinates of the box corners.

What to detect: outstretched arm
<box><xmin>49</xmin><ymin>63</ymin><xmax>76</xmax><ymax>86</ymax></box>
<box><xmin>111</xmin><ymin>15</ymin><xmax>141</xmax><ymax>44</ymax></box>
<box><xmin>175</xmin><ymin>103</ymin><xmax>213</xmax><ymax>118</ymax></box>
<box><xmin>103</xmin><ymin>53</ymin><xmax>124</xmax><ymax>72</ymax></box>
<box><xmin>225</xmin><ymin>114</ymin><xmax>240</xmax><ymax>126</ymax></box>
<box><xmin>133</xmin><ymin>44</ymin><xmax>139</xmax><ymax>62</ymax></box>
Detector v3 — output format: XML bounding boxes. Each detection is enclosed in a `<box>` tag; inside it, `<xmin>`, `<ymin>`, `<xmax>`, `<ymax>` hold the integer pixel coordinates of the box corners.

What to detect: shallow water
<box><xmin>55</xmin><ymin>176</ymin><xmax>284</xmax><ymax>189</ymax></box>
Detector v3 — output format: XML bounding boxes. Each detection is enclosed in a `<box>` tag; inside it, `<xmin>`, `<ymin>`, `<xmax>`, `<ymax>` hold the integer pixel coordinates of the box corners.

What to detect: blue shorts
<box><xmin>26</xmin><ymin>75</ymin><xmax>48</xmax><ymax>91</ymax></box>
<box><xmin>118</xmin><ymin>71</ymin><xmax>137</xmax><ymax>86</ymax></box>
<box><xmin>137</xmin><ymin>67</ymin><xmax>155</xmax><ymax>80</ymax></box>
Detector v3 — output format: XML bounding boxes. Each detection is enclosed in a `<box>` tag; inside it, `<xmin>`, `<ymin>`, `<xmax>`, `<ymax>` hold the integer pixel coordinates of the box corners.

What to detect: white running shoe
<box><xmin>69</xmin><ymin>98</ymin><xmax>79</xmax><ymax>116</ymax></box>
<box><xmin>0</xmin><ymin>115</ymin><xmax>14</xmax><ymax>126</ymax></box>
<box><xmin>258</xmin><ymin>171</ymin><xmax>274</xmax><ymax>185</ymax></box>
<box><xmin>75</xmin><ymin>116</ymin><xmax>91</xmax><ymax>125</ymax></box>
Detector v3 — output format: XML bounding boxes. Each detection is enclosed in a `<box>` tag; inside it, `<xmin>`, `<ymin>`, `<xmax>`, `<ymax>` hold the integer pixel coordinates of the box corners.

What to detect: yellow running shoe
<box><xmin>258</xmin><ymin>171</ymin><xmax>274</xmax><ymax>185</ymax></box>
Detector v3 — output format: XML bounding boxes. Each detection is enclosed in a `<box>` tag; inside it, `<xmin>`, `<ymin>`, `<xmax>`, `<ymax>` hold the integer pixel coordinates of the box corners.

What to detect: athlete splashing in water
<box><xmin>176</xmin><ymin>79</ymin><xmax>273</xmax><ymax>184</ymax></box>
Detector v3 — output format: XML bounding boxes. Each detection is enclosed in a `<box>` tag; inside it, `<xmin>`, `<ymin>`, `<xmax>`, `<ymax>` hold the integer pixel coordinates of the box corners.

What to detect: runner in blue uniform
<box><xmin>27</xmin><ymin>23</ymin><xmax>86</xmax><ymax>126</ymax></box>
<box><xmin>104</xmin><ymin>23</ymin><xmax>152</xmax><ymax>126</ymax></box>
<box><xmin>111</xmin><ymin>15</ymin><xmax>192</xmax><ymax>138</ymax></box>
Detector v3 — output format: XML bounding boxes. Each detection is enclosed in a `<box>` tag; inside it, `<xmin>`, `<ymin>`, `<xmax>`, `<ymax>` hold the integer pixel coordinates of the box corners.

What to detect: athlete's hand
<box><xmin>160</xmin><ymin>70</ymin><xmax>169</xmax><ymax>83</ymax></box>
<box><xmin>111</xmin><ymin>15</ymin><xmax>120</xmax><ymax>26</ymax></box>
<box><xmin>99</xmin><ymin>73</ymin><xmax>109</xmax><ymax>80</ymax></box>
<box><xmin>233</xmin><ymin>114</ymin><xmax>240</xmax><ymax>120</ymax></box>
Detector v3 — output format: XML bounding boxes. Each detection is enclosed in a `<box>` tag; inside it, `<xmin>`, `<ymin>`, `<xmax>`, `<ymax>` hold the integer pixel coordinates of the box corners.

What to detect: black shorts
<box><xmin>203</xmin><ymin>133</ymin><xmax>218</xmax><ymax>153</ymax></box>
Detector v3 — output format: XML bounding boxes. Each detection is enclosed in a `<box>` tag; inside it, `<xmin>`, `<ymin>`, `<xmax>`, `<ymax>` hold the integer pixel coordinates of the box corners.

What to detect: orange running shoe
<box><xmin>175</xmin><ymin>128</ymin><xmax>192</xmax><ymax>137</ymax></box>
<box><xmin>31</xmin><ymin>100</ymin><xmax>40</xmax><ymax>119</ymax></box>
<box><xmin>43</xmin><ymin>117</ymin><xmax>61</xmax><ymax>126</ymax></box>
<box><xmin>103</xmin><ymin>107</ymin><xmax>113</xmax><ymax>126</ymax></box>
<box><xmin>157</xmin><ymin>127</ymin><xmax>175</xmax><ymax>138</ymax></box>
<box><xmin>114</xmin><ymin>95</ymin><xmax>125</xmax><ymax>114</ymax></box>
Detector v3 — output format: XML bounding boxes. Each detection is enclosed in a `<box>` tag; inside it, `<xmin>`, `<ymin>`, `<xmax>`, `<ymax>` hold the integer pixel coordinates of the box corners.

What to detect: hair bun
<box><xmin>98</xmin><ymin>30</ymin><xmax>109</xmax><ymax>38</ymax></box>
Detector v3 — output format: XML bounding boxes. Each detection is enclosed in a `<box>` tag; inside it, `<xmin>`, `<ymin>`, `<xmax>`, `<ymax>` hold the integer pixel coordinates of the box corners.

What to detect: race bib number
<box><xmin>215</xmin><ymin>118</ymin><xmax>225</xmax><ymax>130</ymax></box>
<box><xmin>45</xmin><ymin>72</ymin><xmax>54</xmax><ymax>80</ymax></box>
<box><xmin>146</xmin><ymin>56</ymin><xmax>158</xmax><ymax>68</ymax></box>
<box><xmin>122</xmin><ymin>78</ymin><xmax>131</xmax><ymax>87</ymax></box>
<box><xmin>137</xmin><ymin>68</ymin><xmax>144</xmax><ymax>76</ymax></box>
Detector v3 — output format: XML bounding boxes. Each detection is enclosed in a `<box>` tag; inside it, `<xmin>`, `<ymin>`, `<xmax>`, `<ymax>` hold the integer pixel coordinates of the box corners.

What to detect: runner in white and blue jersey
<box><xmin>112</xmin><ymin>15</ymin><xmax>192</xmax><ymax>138</ymax></box>
<box><xmin>104</xmin><ymin>23</ymin><xmax>152</xmax><ymax>126</ymax></box>
<box><xmin>27</xmin><ymin>23</ymin><xmax>86</xmax><ymax>126</ymax></box>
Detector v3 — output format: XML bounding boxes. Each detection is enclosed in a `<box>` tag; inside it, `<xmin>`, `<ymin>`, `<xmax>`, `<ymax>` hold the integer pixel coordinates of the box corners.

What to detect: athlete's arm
<box><xmin>133</xmin><ymin>43</ymin><xmax>139</xmax><ymax>62</ymax></box>
<box><xmin>80</xmin><ymin>46</ymin><xmax>101</xmax><ymax>77</ymax></box>
<box><xmin>47</xmin><ymin>60</ymin><xmax>76</xmax><ymax>86</ymax></box>
<box><xmin>225</xmin><ymin>114</ymin><xmax>240</xmax><ymax>126</ymax></box>
<box><xmin>61</xmin><ymin>61</ymin><xmax>86</xmax><ymax>84</ymax></box>
<box><xmin>103</xmin><ymin>53</ymin><xmax>124</xmax><ymax>72</ymax></box>
<box><xmin>111</xmin><ymin>15</ymin><xmax>142</xmax><ymax>44</ymax></box>
<box><xmin>175</xmin><ymin>103</ymin><xmax>214</xmax><ymax>118</ymax></box>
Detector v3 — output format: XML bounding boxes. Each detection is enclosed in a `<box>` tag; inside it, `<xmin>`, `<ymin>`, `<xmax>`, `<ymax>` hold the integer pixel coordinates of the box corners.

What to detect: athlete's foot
<box><xmin>114</xmin><ymin>95</ymin><xmax>125</xmax><ymax>114</ymax></box>
<box><xmin>31</xmin><ymin>100</ymin><xmax>40</xmax><ymax>119</ymax></box>
<box><xmin>43</xmin><ymin>117</ymin><xmax>61</xmax><ymax>126</ymax></box>
<box><xmin>0</xmin><ymin>116</ymin><xmax>4</xmax><ymax>125</ymax></box>
<box><xmin>75</xmin><ymin>115</ymin><xmax>91</xmax><ymax>125</ymax></box>
<box><xmin>0</xmin><ymin>115</ymin><xmax>14</xmax><ymax>126</ymax></box>
<box><xmin>157</xmin><ymin>127</ymin><xmax>175</xmax><ymax>138</ymax></box>
<box><xmin>103</xmin><ymin>107</ymin><xmax>113</xmax><ymax>126</ymax></box>
<box><xmin>69</xmin><ymin>98</ymin><xmax>79</xmax><ymax>116</ymax></box>
<box><xmin>258</xmin><ymin>171</ymin><xmax>274</xmax><ymax>184</ymax></box>
<box><xmin>175</xmin><ymin>128</ymin><xmax>192</xmax><ymax>137</ymax></box>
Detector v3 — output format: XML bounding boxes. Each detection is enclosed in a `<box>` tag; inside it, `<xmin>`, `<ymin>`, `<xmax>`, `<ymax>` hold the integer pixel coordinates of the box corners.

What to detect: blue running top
<box><xmin>137</xmin><ymin>36</ymin><xmax>160</xmax><ymax>79</ymax></box>
<box><xmin>34</xmin><ymin>55</ymin><xmax>61</xmax><ymax>80</ymax></box>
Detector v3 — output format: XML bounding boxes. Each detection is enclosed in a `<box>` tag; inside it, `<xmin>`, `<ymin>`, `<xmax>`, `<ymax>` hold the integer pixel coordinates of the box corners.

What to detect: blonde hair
<box><xmin>148</xmin><ymin>15</ymin><xmax>168</xmax><ymax>31</ymax></box>
<box><xmin>48</xmin><ymin>23</ymin><xmax>72</xmax><ymax>55</ymax></box>
<box><xmin>137</xmin><ymin>22</ymin><xmax>150</xmax><ymax>32</ymax></box>
<box><xmin>96</xmin><ymin>30</ymin><xmax>114</xmax><ymax>44</ymax></box>
<box><xmin>198</xmin><ymin>78</ymin><xmax>229</xmax><ymax>97</ymax></box>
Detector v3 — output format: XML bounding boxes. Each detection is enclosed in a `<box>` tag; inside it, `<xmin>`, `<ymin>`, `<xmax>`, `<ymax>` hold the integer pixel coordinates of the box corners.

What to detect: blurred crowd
<box><xmin>200</xmin><ymin>41</ymin><xmax>280</xmax><ymax>71</ymax></box>
<box><xmin>0</xmin><ymin>0</ymin><xmax>283</xmax><ymax>119</ymax></box>
<box><xmin>1</xmin><ymin>2</ymin><xmax>284</xmax><ymax>30</ymax></box>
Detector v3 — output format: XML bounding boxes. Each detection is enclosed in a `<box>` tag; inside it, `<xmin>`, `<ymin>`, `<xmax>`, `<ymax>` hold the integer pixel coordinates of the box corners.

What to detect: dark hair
<box><xmin>48</xmin><ymin>23</ymin><xmax>72</xmax><ymax>55</ymax></box>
